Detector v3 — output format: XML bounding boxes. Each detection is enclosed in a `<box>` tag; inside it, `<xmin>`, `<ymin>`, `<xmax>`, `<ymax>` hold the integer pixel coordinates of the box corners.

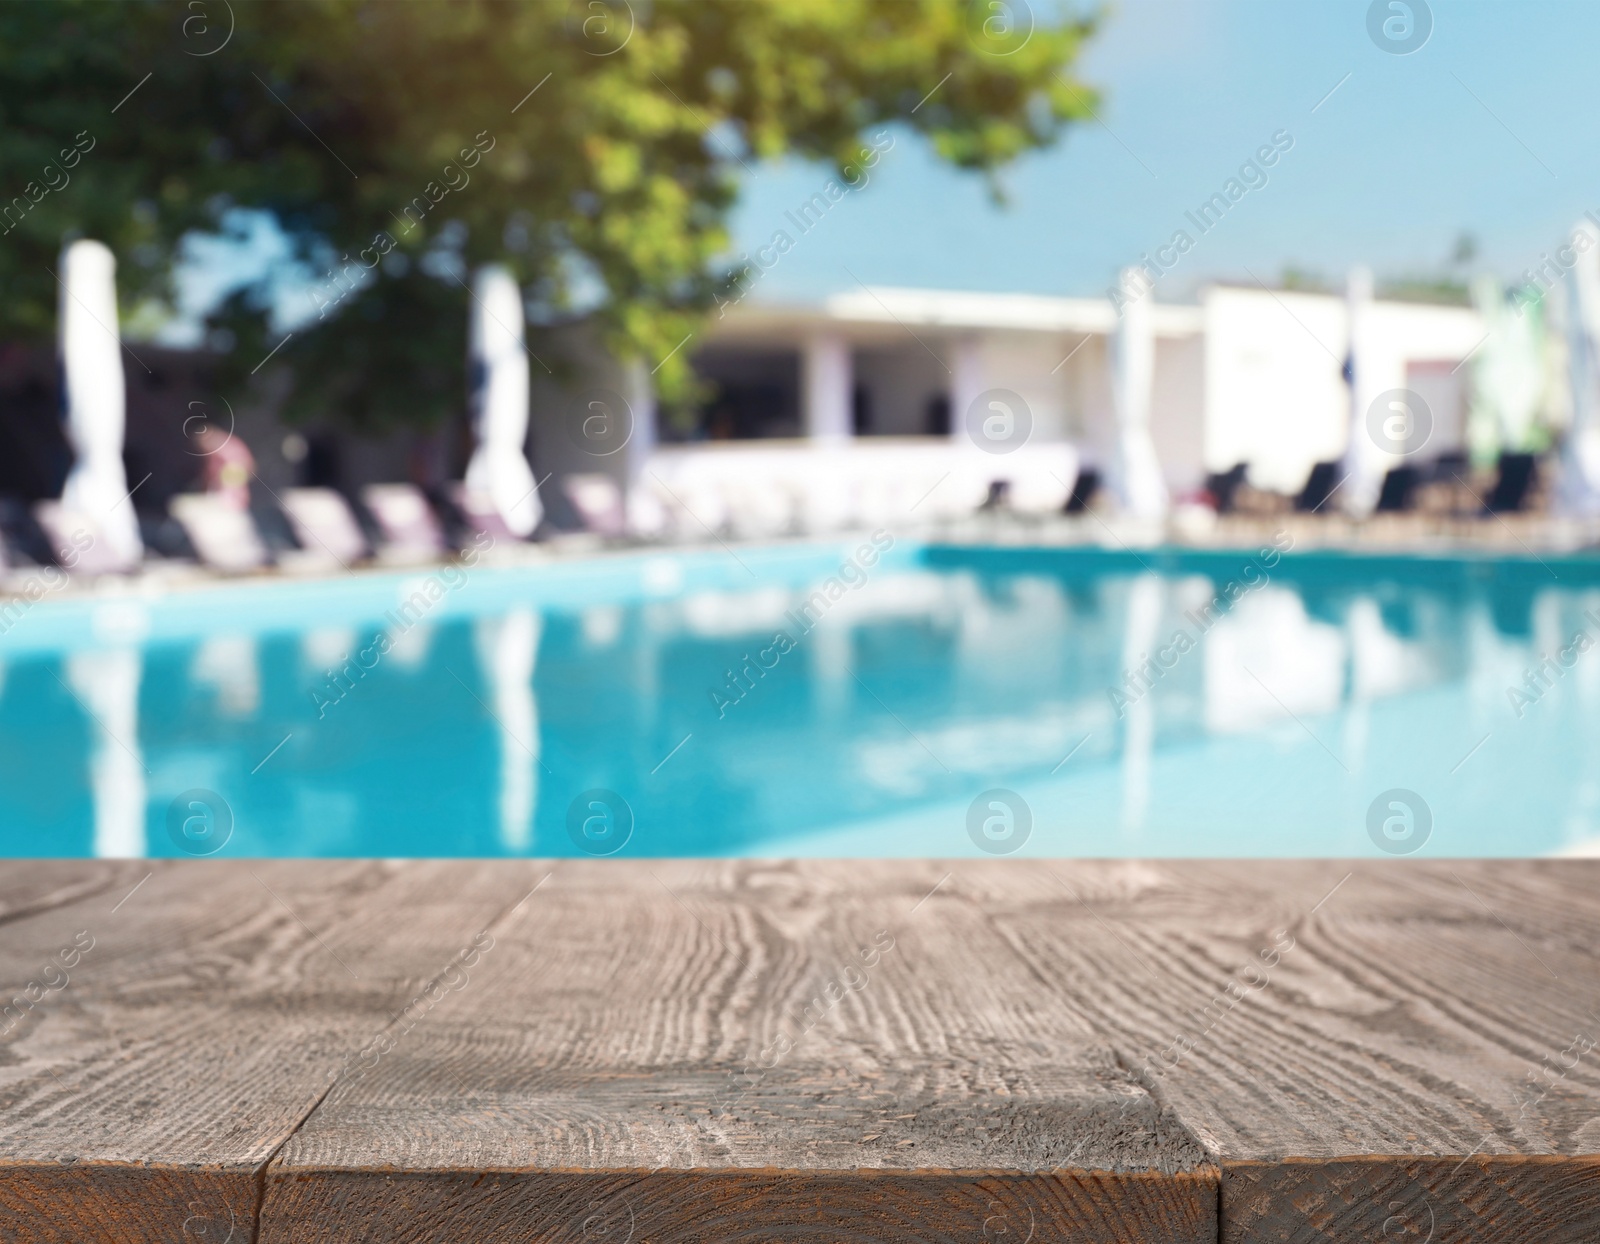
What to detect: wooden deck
<box><xmin>2</xmin><ymin>860</ymin><xmax>1598</xmax><ymax>1243</ymax></box>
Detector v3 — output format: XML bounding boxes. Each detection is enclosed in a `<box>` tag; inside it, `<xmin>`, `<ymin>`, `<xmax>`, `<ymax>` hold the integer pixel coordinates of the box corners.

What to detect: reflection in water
<box><xmin>1119</xmin><ymin>574</ymin><xmax>1162</xmax><ymax>837</ymax></box>
<box><xmin>66</xmin><ymin>648</ymin><xmax>145</xmax><ymax>858</ymax></box>
<box><xmin>1206</xmin><ymin>591</ymin><xmax>1345</xmax><ymax>735</ymax></box>
<box><xmin>474</xmin><ymin>607</ymin><xmax>540</xmax><ymax>852</ymax></box>
<box><xmin>385</xmin><ymin>620</ymin><xmax>434</xmax><ymax>670</ymax></box>
<box><xmin>191</xmin><ymin>635</ymin><xmax>260</xmax><ymax>717</ymax></box>
<box><xmin>4</xmin><ymin>551</ymin><xmax>1600</xmax><ymax>857</ymax></box>
<box><xmin>303</xmin><ymin>626</ymin><xmax>357</xmax><ymax>679</ymax></box>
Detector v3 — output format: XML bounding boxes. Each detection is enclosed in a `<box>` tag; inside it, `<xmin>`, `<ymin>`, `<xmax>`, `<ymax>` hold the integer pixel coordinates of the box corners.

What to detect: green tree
<box><xmin>0</xmin><ymin>0</ymin><xmax>1099</xmax><ymax>433</ymax></box>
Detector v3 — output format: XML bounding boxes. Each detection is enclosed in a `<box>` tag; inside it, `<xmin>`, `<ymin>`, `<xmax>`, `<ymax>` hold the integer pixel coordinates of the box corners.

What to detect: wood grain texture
<box><xmin>3</xmin><ymin>860</ymin><xmax>1599</xmax><ymax>1243</ymax></box>
<box><xmin>263</xmin><ymin>1169</ymin><xmax>1216</xmax><ymax>1244</ymax></box>
<box><xmin>0</xmin><ymin>860</ymin><xmax>536</xmax><ymax>1244</ymax></box>
<box><xmin>0</xmin><ymin>1164</ymin><xmax>256</xmax><ymax>1244</ymax></box>
<box><xmin>258</xmin><ymin>860</ymin><xmax>1215</xmax><ymax>1243</ymax></box>
<box><xmin>1225</xmin><ymin>1157</ymin><xmax>1600</xmax><ymax>1244</ymax></box>
<box><xmin>0</xmin><ymin>860</ymin><xmax>142</xmax><ymax>929</ymax></box>
<box><xmin>973</xmin><ymin>860</ymin><xmax>1600</xmax><ymax>1241</ymax></box>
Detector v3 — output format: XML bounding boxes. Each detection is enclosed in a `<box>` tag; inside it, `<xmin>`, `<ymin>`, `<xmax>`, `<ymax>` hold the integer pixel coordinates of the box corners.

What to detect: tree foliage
<box><xmin>0</xmin><ymin>0</ymin><xmax>1098</xmax><ymax>433</ymax></box>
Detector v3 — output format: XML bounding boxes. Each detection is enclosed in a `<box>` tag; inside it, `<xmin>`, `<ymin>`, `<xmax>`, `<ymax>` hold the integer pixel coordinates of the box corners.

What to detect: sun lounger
<box><xmin>638</xmin><ymin>439</ymin><xmax>1079</xmax><ymax>537</ymax></box>
<box><xmin>1008</xmin><ymin>457</ymin><xmax>1078</xmax><ymax>514</ymax></box>
<box><xmin>361</xmin><ymin>484</ymin><xmax>447</xmax><ymax>563</ymax></box>
<box><xmin>278</xmin><ymin>487</ymin><xmax>369</xmax><ymax>569</ymax></box>
<box><xmin>1415</xmin><ymin>453</ymin><xmax>1476</xmax><ymax>517</ymax></box>
<box><xmin>625</xmin><ymin>485</ymin><xmax>669</xmax><ymax>539</ymax></box>
<box><xmin>1375</xmin><ymin>466</ymin><xmax>1421</xmax><ymax>513</ymax></box>
<box><xmin>644</xmin><ymin>466</ymin><xmax>730</xmax><ymax>541</ymax></box>
<box><xmin>562</xmin><ymin>474</ymin><xmax>627</xmax><ymax>538</ymax></box>
<box><xmin>169</xmin><ymin>493</ymin><xmax>270</xmax><ymax>573</ymax></box>
<box><xmin>1204</xmin><ymin>463</ymin><xmax>1248</xmax><ymax>514</ymax></box>
<box><xmin>721</xmin><ymin>475</ymin><xmax>793</xmax><ymax>538</ymax></box>
<box><xmin>449</xmin><ymin>482</ymin><xmax>522</xmax><ymax>543</ymax></box>
<box><xmin>0</xmin><ymin>499</ymin><xmax>52</xmax><ymax>571</ymax></box>
<box><xmin>1487</xmin><ymin>452</ymin><xmax>1539</xmax><ymax>513</ymax></box>
<box><xmin>32</xmin><ymin>501</ymin><xmax>137</xmax><ymax>576</ymax></box>
<box><xmin>1295</xmin><ymin>461</ymin><xmax>1342</xmax><ymax>512</ymax></box>
<box><xmin>1065</xmin><ymin>467</ymin><xmax>1103</xmax><ymax>513</ymax></box>
<box><xmin>936</xmin><ymin>457</ymin><xmax>1006</xmax><ymax>521</ymax></box>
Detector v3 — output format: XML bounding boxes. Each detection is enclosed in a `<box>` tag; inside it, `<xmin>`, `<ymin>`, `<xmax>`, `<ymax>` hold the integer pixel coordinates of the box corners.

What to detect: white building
<box><xmin>531</xmin><ymin>282</ymin><xmax>1486</xmax><ymax>533</ymax></box>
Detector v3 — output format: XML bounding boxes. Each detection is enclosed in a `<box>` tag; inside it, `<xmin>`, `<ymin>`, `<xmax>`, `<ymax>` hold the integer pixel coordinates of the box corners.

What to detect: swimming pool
<box><xmin>3</xmin><ymin>536</ymin><xmax>1598</xmax><ymax>858</ymax></box>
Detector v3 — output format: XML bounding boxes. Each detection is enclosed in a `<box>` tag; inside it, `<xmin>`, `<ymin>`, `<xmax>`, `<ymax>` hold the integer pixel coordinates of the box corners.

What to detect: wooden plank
<box><xmin>977</xmin><ymin>860</ymin><xmax>1600</xmax><ymax>1243</ymax></box>
<box><xmin>5</xmin><ymin>859</ymin><xmax>1599</xmax><ymax>1242</ymax></box>
<box><xmin>258</xmin><ymin>860</ymin><xmax>1217</xmax><ymax>1244</ymax></box>
<box><xmin>0</xmin><ymin>860</ymin><xmax>535</xmax><ymax>1244</ymax></box>
<box><xmin>1225</xmin><ymin>1156</ymin><xmax>1600</xmax><ymax>1244</ymax></box>
<box><xmin>0</xmin><ymin>860</ymin><xmax>142</xmax><ymax>928</ymax></box>
<box><xmin>0</xmin><ymin>1164</ymin><xmax>257</xmax><ymax>1244</ymax></box>
<box><xmin>262</xmin><ymin>1168</ymin><xmax>1214</xmax><ymax>1244</ymax></box>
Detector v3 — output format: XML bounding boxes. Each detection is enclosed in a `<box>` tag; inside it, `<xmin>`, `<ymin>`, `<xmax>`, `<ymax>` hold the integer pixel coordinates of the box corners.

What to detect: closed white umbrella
<box><xmin>59</xmin><ymin>239</ymin><xmax>142</xmax><ymax>567</ymax></box>
<box><xmin>1560</xmin><ymin>220</ymin><xmax>1600</xmax><ymax>514</ymax></box>
<box><xmin>1109</xmin><ymin>268</ymin><xmax>1168</xmax><ymax>520</ymax></box>
<box><xmin>1340</xmin><ymin>266</ymin><xmax>1385</xmax><ymax>517</ymax></box>
<box><xmin>464</xmin><ymin>264</ymin><xmax>541</xmax><ymax>537</ymax></box>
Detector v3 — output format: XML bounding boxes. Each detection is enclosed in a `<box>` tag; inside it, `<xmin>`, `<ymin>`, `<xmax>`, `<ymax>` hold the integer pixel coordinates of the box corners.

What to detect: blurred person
<box><xmin>195</xmin><ymin>424</ymin><xmax>254</xmax><ymax>510</ymax></box>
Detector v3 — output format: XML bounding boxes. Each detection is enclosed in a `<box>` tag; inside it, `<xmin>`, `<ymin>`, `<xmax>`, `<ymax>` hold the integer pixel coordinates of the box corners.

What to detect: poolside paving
<box><xmin>1</xmin><ymin>860</ymin><xmax>1597</xmax><ymax>1242</ymax></box>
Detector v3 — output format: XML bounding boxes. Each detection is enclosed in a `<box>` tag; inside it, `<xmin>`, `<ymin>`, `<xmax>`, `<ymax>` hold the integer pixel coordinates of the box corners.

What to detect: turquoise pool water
<box><xmin>3</xmin><ymin>538</ymin><xmax>1598</xmax><ymax>858</ymax></box>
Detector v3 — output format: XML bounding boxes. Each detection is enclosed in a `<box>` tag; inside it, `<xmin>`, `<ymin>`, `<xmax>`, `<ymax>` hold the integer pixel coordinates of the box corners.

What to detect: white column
<box><xmin>1110</xmin><ymin>271</ymin><xmax>1169</xmax><ymax>519</ymax></box>
<box><xmin>1341</xmin><ymin>266</ymin><xmax>1385</xmax><ymax>517</ymax></box>
<box><xmin>948</xmin><ymin>335</ymin><xmax>987</xmax><ymax>440</ymax></box>
<box><xmin>802</xmin><ymin>333</ymin><xmax>852</xmax><ymax>441</ymax></box>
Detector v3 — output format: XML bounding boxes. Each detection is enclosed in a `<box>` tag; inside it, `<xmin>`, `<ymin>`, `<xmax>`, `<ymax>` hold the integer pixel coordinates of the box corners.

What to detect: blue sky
<box><xmin>726</xmin><ymin>0</ymin><xmax>1600</xmax><ymax>305</ymax></box>
<box><xmin>168</xmin><ymin>0</ymin><xmax>1600</xmax><ymax>336</ymax></box>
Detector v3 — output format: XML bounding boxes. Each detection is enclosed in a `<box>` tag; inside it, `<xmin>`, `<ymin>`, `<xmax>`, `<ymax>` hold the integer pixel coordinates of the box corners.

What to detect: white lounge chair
<box><xmin>563</xmin><ymin>474</ymin><xmax>627</xmax><ymax>538</ymax></box>
<box><xmin>635</xmin><ymin>439</ymin><xmax>1080</xmax><ymax>538</ymax></box>
<box><xmin>33</xmin><ymin>501</ymin><xmax>136</xmax><ymax>576</ymax></box>
<box><xmin>449</xmin><ymin>482</ymin><xmax>520</xmax><ymax>543</ymax></box>
<box><xmin>169</xmin><ymin>493</ymin><xmax>270</xmax><ymax>573</ymax></box>
<box><xmin>279</xmin><ymin>487</ymin><xmax>369</xmax><ymax>569</ymax></box>
<box><xmin>362</xmin><ymin>484</ymin><xmax>447</xmax><ymax>563</ymax></box>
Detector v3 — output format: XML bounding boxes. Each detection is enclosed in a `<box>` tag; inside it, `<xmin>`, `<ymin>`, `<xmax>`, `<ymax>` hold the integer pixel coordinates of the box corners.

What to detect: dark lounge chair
<box><xmin>1486</xmin><ymin>452</ymin><xmax>1538</xmax><ymax>513</ymax></box>
<box><xmin>1204</xmin><ymin>463</ymin><xmax>1248</xmax><ymax>513</ymax></box>
<box><xmin>1375</xmin><ymin>465</ymin><xmax>1421</xmax><ymax>513</ymax></box>
<box><xmin>1064</xmin><ymin>467</ymin><xmax>1102</xmax><ymax>514</ymax></box>
<box><xmin>1295</xmin><ymin>460</ymin><xmax>1342</xmax><ymax>512</ymax></box>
